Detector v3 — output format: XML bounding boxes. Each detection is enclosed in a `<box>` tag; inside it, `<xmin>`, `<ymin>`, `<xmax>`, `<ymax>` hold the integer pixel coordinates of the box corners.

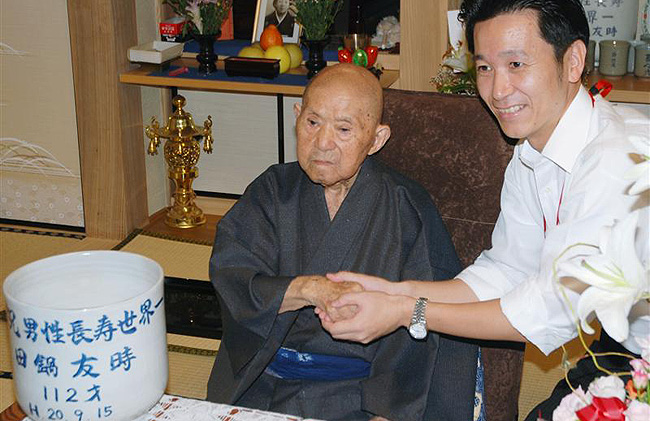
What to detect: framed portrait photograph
<box><xmin>252</xmin><ymin>0</ymin><xmax>301</xmax><ymax>44</ymax></box>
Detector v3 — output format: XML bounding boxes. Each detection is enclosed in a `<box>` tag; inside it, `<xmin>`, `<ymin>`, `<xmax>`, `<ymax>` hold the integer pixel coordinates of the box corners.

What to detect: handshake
<box><xmin>291</xmin><ymin>274</ymin><xmax>365</xmax><ymax>322</ymax></box>
<box><xmin>283</xmin><ymin>272</ymin><xmax>408</xmax><ymax>344</ymax></box>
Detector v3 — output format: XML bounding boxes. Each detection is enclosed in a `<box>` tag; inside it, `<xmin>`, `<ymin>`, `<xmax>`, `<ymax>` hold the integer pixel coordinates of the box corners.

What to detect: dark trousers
<box><xmin>524</xmin><ymin>331</ymin><xmax>639</xmax><ymax>421</ymax></box>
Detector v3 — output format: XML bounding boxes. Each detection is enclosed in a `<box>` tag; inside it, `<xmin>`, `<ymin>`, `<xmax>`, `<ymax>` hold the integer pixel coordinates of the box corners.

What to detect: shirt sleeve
<box><xmin>458</xmin><ymin>149</ymin><xmax>544</xmax><ymax>301</ymax></box>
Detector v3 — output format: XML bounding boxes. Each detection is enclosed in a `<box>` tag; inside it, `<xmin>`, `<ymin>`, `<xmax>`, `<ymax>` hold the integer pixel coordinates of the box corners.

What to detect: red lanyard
<box><xmin>543</xmin><ymin>81</ymin><xmax>610</xmax><ymax>236</ymax></box>
<box><xmin>588</xmin><ymin>80</ymin><xmax>613</xmax><ymax>105</ymax></box>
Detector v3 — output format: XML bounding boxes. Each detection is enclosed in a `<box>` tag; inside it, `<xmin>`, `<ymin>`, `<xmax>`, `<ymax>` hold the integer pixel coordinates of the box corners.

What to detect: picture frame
<box><xmin>252</xmin><ymin>0</ymin><xmax>301</xmax><ymax>44</ymax></box>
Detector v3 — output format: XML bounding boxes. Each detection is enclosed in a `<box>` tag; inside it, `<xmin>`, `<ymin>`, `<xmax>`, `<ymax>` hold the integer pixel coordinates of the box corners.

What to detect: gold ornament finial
<box><xmin>144</xmin><ymin>95</ymin><xmax>214</xmax><ymax>228</ymax></box>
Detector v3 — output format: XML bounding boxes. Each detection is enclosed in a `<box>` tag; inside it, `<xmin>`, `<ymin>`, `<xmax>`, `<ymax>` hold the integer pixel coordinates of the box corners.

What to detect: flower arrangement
<box><xmin>294</xmin><ymin>0</ymin><xmax>343</xmax><ymax>41</ymax></box>
<box><xmin>549</xmin><ymin>135</ymin><xmax>650</xmax><ymax>420</ymax></box>
<box><xmin>163</xmin><ymin>0</ymin><xmax>233</xmax><ymax>35</ymax></box>
<box><xmin>552</xmin><ymin>361</ymin><xmax>650</xmax><ymax>421</ymax></box>
<box><xmin>432</xmin><ymin>41</ymin><xmax>477</xmax><ymax>96</ymax></box>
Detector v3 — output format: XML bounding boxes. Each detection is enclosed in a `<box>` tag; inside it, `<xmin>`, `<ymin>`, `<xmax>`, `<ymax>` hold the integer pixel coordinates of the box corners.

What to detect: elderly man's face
<box><xmin>295</xmin><ymin>86</ymin><xmax>379</xmax><ymax>189</ymax></box>
<box><xmin>274</xmin><ymin>0</ymin><xmax>290</xmax><ymax>15</ymax></box>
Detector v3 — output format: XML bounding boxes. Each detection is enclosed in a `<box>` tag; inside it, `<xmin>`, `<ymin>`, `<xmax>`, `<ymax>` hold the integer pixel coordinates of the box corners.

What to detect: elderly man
<box><xmin>321</xmin><ymin>1</ymin><xmax>649</xmax><ymax>420</ymax></box>
<box><xmin>206</xmin><ymin>64</ymin><xmax>478</xmax><ymax>420</ymax></box>
<box><xmin>264</xmin><ymin>0</ymin><xmax>294</xmax><ymax>36</ymax></box>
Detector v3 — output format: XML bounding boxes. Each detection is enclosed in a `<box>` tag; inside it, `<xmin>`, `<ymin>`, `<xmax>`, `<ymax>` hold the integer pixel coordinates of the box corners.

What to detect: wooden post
<box><xmin>67</xmin><ymin>0</ymin><xmax>148</xmax><ymax>239</ymax></box>
<box><xmin>399</xmin><ymin>0</ymin><xmax>449</xmax><ymax>92</ymax></box>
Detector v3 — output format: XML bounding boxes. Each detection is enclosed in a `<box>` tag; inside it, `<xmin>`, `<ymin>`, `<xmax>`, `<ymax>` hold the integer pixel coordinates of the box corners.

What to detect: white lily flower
<box><xmin>443</xmin><ymin>54</ymin><xmax>472</xmax><ymax>73</ymax></box>
<box><xmin>625</xmin><ymin>134</ymin><xmax>650</xmax><ymax>195</ymax></box>
<box><xmin>443</xmin><ymin>42</ymin><xmax>473</xmax><ymax>73</ymax></box>
<box><xmin>558</xmin><ymin>211</ymin><xmax>649</xmax><ymax>342</ymax></box>
<box><xmin>186</xmin><ymin>0</ymin><xmax>203</xmax><ymax>34</ymax></box>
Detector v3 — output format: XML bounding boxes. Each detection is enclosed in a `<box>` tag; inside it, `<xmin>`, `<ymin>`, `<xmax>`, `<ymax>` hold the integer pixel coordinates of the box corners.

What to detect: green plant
<box><xmin>294</xmin><ymin>0</ymin><xmax>343</xmax><ymax>40</ymax></box>
<box><xmin>163</xmin><ymin>0</ymin><xmax>232</xmax><ymax>35</ymax></box>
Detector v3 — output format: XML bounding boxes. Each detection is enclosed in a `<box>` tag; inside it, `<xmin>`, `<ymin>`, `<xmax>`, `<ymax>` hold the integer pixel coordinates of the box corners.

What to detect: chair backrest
<box><xmin>377</xmin><ymin>88</ymin><xmax>524</xmax><ymax>421</ymax></box>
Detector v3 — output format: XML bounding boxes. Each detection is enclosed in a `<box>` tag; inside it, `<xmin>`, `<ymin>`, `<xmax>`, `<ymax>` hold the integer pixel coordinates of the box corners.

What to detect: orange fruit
<box><xmin>260</xmin><ymin>24</ymin><xmax>283</xmax><ymax>50</ymax></box>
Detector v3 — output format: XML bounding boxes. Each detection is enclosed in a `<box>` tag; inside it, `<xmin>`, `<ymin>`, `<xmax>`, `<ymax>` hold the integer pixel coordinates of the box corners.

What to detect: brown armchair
<box><xmin>377</xmin><ymin>89</ymin><xmax>524</xmax><ymax>421</ymax></box>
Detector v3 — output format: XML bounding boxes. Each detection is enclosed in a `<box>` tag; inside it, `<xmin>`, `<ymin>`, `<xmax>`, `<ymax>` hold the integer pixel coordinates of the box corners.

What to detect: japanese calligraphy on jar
<box><xmin>3</xmin><ymin>251</ymin><xmax>167</xmax><ymax>421</ymax></box>
<box><xmin>583</xmin><ymin>0</ymin><xmax>639</xmax><ymax>41</ymax></box>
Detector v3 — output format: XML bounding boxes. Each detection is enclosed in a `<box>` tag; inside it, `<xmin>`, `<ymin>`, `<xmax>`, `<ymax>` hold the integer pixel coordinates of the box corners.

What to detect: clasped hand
<box><xmin>314</xmin><ymin>272</ymin><xmax>410</xmax><ymax>344</ymax></box>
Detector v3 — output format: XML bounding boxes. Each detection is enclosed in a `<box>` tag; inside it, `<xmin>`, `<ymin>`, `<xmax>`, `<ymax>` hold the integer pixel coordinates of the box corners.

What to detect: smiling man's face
<box><xmin>474</xmin><ymin>11</ymin><xmax>577</xmax><ymax>150</ymax></box>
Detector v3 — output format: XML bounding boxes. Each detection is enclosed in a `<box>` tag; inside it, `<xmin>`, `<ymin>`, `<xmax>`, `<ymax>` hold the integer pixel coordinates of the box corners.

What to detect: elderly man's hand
<box><xmin>280</xmin><ymin>275</ymin><xmax>363</xmax><ymax>317</ymax></box>
<box><xmin>318</xmin><ymin>291</ymin><xmax>413</xmax><ymax>344</ymax></box>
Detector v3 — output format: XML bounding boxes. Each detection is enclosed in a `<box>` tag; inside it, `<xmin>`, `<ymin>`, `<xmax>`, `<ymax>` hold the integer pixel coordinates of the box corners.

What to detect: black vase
<box><xmin>194</xmin><ymin>32</ymin><xmax>219</xmax><ymax>74</ymax></box>
<box><xmin>303</xmin><ymin>38</ymin><xmax>328</xmax><ymax>79</ymax></box>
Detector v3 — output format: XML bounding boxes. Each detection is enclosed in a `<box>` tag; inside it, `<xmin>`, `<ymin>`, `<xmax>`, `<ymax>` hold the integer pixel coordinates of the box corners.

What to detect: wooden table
<box><xmin>120</xmin><ymin>58</ymin><xmax>400</xmax><ymax>95</ymax></box>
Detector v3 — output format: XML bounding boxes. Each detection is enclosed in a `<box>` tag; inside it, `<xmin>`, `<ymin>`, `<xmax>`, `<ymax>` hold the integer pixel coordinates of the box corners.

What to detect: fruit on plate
<box><xmin>260</xmin><ymin>24</ymin><xmax>283</xmax><ymax>50</ymax></box>
<box><xmin>251</xmin><ymin>42</ymin><xmax>264</xmax><ymax>50</ymax></box>
<box><xmin>238</xmin><ymin>46</ymin><xmax>265</xmax><ymax>58</ymax></box>
<box><xmin>284</xmin><ymin>43</ymin><xmax>303</xmax><ymax>68</ymax></box>
<box><xmin>264</xmin><ymin>45</ymin><xmax>291</xmax><ymax>73</ymax></box>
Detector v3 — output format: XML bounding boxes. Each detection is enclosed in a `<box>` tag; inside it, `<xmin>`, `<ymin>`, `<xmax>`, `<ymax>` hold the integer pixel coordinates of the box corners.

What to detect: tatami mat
<box><xmin>1</xmin><ymin>379</ymin><xmax>14</xmax><ymax>413</ymax></box>
<box><xmin>518</xmin><ymin>328</ymin><xmax>599</xmax><ymax>420</ymax></box>
<box><xmin>1</xmin><ymin>320</ymin><xmax>11</xmax><ymax>412</ymax></box>
<box><xmin>120</xmin><ymin>234</ymin><xmax>212</xmax><ymax>282</ymax></box>
<box><xmin>0</xmin><ymin>321</ymin><xmax>9</xmax><ymax>373</ymax></box>
<box><xmin>1</xmin><ymin>230</ymin><xmax>80</xmax><ymax>310</ymax></box>
<box><xmin>166</xmin><ymin>333</ymin><xmax>220</xmax><ymax>400</ymax></box>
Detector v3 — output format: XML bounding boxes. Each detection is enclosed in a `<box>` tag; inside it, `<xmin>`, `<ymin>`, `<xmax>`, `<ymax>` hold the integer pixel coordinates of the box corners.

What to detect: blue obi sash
<box><xmin>264</xmin><ymin>347</ymin><xmax>371</xmax><ymax>381</ymax></box>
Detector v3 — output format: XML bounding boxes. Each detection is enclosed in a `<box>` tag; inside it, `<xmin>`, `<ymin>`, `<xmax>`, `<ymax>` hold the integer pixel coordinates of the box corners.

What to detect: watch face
<box><xmin>409</xmin><ymin>323</ymin><xmax>427</xmax><ymax>340</ymax></box>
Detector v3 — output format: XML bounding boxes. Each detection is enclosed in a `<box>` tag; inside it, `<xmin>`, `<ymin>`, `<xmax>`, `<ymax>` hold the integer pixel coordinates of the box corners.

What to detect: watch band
<box><xmin>411</xmin><ymin>297</ymin><xmax>428</xmax><ymax>324</ymax></box>
<box><xmin>408</xmin><ymin>297</ymin><xmax>428</xmax><ymax>339</ymax></box>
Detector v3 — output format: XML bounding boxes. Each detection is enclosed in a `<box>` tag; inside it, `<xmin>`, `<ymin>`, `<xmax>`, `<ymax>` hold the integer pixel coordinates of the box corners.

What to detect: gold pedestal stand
<box><xmin>145</xmin><ymin>95</ymin><xmax>213</xmax><ymax>228</ymax></box>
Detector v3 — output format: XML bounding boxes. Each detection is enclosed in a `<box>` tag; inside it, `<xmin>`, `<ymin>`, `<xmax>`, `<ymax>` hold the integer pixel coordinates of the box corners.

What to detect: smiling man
<box><xmin>319</xmin><ymin>1</ymin><xmax>649</xmax><ymax>419</ymax></box>
<box><xmin>206</xmin><ymin>64</ymin><xmax>478</xmax><ymax>421</ymax></box>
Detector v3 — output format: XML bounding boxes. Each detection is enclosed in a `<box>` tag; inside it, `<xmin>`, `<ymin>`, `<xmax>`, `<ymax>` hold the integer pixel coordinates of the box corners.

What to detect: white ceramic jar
<box><xmin>3</xmin><ymin>251</ymin><xmax>167</xmax><ymax>421</ymax></box>
<box><xmin>583</xmin><ymin>0</ymin><xmax>639</xmax><ymax>65</ymax></box>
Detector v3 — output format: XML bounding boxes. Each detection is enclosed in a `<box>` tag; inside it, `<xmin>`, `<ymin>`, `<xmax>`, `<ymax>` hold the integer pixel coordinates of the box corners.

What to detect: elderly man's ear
<box><xmin>368</xmin><ymin>125</ymin><xmax>391</xmax><ymax>156</ymax></box>
<box><xmin>293</xmin><ymin>102</ymin><xmax>302</xmax><ymax>118</ymax></box>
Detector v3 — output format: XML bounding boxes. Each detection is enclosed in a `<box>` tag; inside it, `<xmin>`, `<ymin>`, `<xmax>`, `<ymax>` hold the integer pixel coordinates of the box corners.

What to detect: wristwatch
<box><xmin>408</xmin><ymin>297</ymin><xmax>428</xmax><ymax>340</ymax></box>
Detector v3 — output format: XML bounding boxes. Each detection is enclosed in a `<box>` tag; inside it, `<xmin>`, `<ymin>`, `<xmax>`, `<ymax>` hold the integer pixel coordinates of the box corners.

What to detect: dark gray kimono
<box><xmin>207</xmin><ymin>157</ymin><xmax>478</xmax><ymax>420</ymax></box>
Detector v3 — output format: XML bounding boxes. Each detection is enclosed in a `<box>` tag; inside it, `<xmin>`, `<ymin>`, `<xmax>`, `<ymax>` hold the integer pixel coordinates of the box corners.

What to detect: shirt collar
<box><xmin>539</xmin><ymin>86</ymin><xmax>593</xmax><ymax>173</ymax></box>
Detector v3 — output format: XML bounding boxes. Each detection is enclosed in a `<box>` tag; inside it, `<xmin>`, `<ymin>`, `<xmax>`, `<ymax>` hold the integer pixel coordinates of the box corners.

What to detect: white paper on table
<box><xmin>23</xmin><ymin>394</ymin><xmax>324</xmax><ymax>421</ymax></box>
<box><xmin>447</xmin><ymin>10</ymin><xmax>465</xmax><ymax>50</ymax></box>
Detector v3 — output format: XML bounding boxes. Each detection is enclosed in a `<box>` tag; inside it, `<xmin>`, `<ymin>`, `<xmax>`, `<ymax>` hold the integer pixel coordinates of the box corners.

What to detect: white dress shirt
<box><xmin>459</xmin><ymin>86</ymin><xmax>650</xmax><ymax>355</ymax></box>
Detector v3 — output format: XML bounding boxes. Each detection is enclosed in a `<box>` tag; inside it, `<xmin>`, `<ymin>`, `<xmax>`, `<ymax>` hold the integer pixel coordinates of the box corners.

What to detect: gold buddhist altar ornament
<box><xmin>145</xmin><ymin>95</ymin><xmax>213</xmax><ymax>228</ymax></box>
